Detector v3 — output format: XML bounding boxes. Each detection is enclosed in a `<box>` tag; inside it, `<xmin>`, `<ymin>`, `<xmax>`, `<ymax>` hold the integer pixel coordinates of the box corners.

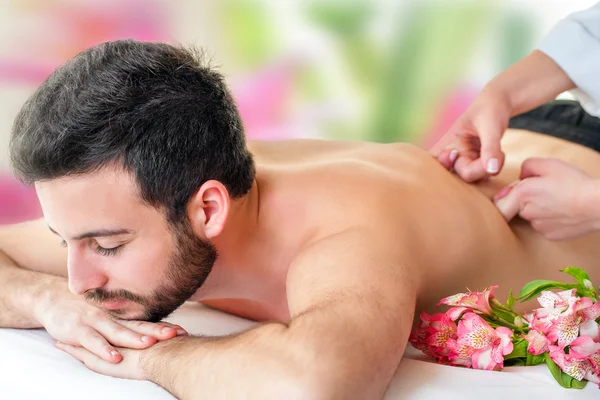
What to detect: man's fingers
<box><xmin>118</xmin><ymin>320</ymin><xmax>188</xmax><ymax>341</ymax></box>
<box><xmin>56</xmin><ymin>341</ymin><xmax>91</xmax><ymax>363</ymax></box>
<box><xmin>93</xmin><ymin>319</ymin><xmax>158</xmax><ymax>350</ymax></box>
<box><xmin>56</xmin><ymin>342</ymin><xmax>108</xmax><ymax>375</ymax></box>
<box><xmin>75</xmin><ymin>328</ymin><xmax>123</xmax><ymax>364</ymax></box>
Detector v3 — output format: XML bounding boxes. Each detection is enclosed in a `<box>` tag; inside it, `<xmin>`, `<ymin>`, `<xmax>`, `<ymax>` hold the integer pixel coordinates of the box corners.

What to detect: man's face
<box><xmin>36</xmin><ymin>167</ymin><xmax>216</xmax><ymax>322</ymax></box>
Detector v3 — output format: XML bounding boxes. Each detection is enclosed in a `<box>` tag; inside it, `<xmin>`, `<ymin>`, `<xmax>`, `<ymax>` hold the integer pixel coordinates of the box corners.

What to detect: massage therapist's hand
<box><xmin>34</xmin><ymin>281</ymin><xmax>187</xmax><ymax>364</ymax></box>
<box><xmin>494</xmin><ymin>158</ymin><xmax>600</xmax><ymax>240</ymax></box>
<box><xmin>430</xmin><ymin>50</ymin><xmax>575</xmax><ymax>182</ymax></box>
<box><xmin>430</xmin><ymin>86</ymin><xmax>511</xmax><ymax>182</ymax></box>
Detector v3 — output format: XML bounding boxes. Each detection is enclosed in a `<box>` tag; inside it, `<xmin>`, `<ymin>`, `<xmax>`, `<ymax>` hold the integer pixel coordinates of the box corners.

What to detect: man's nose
<box><xmin>67</xmin><ymin>251</ymin><xmax>108</xmax><ymax>295</ymax></box>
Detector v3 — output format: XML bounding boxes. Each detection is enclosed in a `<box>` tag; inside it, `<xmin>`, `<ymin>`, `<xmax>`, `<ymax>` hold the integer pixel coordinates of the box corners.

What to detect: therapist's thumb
<box><xmin>493</xmin><ymin>181</ymin><xmax>521</xmax><ymax>221</ymax></box>
<box><xmin>519</xmin><ymin>157</ymin><xmax>558</xmax><ymax>180</ymax></box>
<box><xmin>479</xmin><ymin>122</ymin><xmax>505</xmax><ymax>175</ymax></box>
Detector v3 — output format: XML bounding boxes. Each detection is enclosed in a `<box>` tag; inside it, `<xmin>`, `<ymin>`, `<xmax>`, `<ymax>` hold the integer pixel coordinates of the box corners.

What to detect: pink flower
<box><xmin>409</xmin><ymin>312</ymin><xmax>458</xmax><ymax>363</ymax></box>
<box><xmin>446</xmin><ymin>337</ymin><xmax>473</xmax><ymax>368</ymax></box>
<box><xmin>567</xmin><ymin>336</ymin><xmax>600</xmax><ymax>385</ymax></box>
<box><xmin>522</xmin><ymin>329</ymin><xmax>550</xmax><ymax>355</ymax></box>
<box><xmin>537</xmin><ymin>289</ymin><xmax>577</xmax><ymax>310</ymax></box>
<box><xmin>532</xmin><ymin>289</ymin><xmax>577</xmax><ymax>322</ymax></box>
<box><xmin>409</xmin><ymin>312</ymin><xmax>434</xmax><ymax>358</ymax></box>
<box><xmin>589</xmin><ymin>353</ymin><xmax>600</xmax><ymax>378</ymax></box>
<box><xmin>549</xmin><ymin>336</ymin><xmax>600</xmax><ymax>386</ymax></box>
<box><xmin>453</xmin><ymin>313</ymin><xmax>514</xmax><ymax>370</ymax></box>
<box><xmin>549</xmin><ymin>344</ymin><xmax>600</xmax><ymax>384</ymax></box>
<box><xmin>524</xmin><ymin>309</ymin><xmax>553</xmax><ymax>337</ymax></box>
<box><xmin>569</xmin><ymin>336</ymin><xmax>600</xmax><ymax>360</ymax></box>
<box><xmin>438</xmin><ymin>286</ymin><xmax>498</xmax><ymax>321</ymax></box>
<box><xmin>582</xmin><ymin>301</ymin><xmax>600</xmax><ymax>321</ymax></box>
<box><xmin>546</xmin><ymin>297</ymin><xmax>597</xmax><ymax>348</ymax></box>
<box><xmin>426</xmin><ymin>313</ymin><xmax>458</xmax><ymax>362</ymax></box>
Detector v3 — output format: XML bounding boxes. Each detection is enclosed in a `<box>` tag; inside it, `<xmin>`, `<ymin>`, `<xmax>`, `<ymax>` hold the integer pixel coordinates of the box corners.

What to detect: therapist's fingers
<box><xmin>477</xmin><ymin>118</ymin><xmax>505</xmax><ymax>175</ymax></box>
<box><xmin>453</xmin><ymin>155</ymin><xmax>488</xmax><ymax>183</ymax></box>
<box><xmin>493</xmin><ymin>181</ymin><xmax>523</xmax><ymax>221</ymax></box>
<box><xmin>437</xmin><ymin>148</ymin><xmax>459</xmax><ymax>169</ymax></box>
<box><xmin>519</xmin><ymin>157</ymin><xmax>560</xmax><ymax>180</ymax></box>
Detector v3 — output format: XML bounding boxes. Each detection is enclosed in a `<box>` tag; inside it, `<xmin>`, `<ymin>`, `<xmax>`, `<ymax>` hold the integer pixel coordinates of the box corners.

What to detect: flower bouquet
<box><xmin>409</xmin><ymin>267</ymin><xmax>600</xmax><ymax>389</ymax></box>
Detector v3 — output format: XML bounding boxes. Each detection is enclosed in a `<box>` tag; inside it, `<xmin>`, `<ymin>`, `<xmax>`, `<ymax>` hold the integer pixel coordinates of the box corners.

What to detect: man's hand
<box><xmin>494</xmin><ymin>157</ymin><xmax>600</xmax><ymax>240</ymax></box>
<box><xmin>35</xmin><ymin>282</ymin><xmax>187</xmax><ymax>364</ymax></box>
<box><xmin>55</xmin><ymin>342</ymin><xmax>146</xmax><ymax>380</ymax></box>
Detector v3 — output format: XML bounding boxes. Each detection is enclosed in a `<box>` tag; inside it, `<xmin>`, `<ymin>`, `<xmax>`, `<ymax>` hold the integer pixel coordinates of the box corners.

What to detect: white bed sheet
<box><xmin>0</xmin><ymin>302</ymin><xmax>597</xmax><ymax>399</ymax></box>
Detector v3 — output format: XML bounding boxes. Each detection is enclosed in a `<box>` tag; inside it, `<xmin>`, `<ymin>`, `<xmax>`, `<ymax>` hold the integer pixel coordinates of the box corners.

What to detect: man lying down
<box><xmin>2</xmin><ymin>40</ymin><xmax>600</xmax><ymax>399</ymax></box>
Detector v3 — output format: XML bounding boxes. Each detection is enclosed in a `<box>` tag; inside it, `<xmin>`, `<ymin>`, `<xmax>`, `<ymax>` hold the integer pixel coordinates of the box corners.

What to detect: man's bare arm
<box><xmin>0</xmin><ymin>219</ymin><xmax>68</xmax><ymax>328</ymax></box>
<box><xmin>0</xmin><ymin>250</ymin><xmax>66</xmax><ymax>328</ymax></box>
<box><xmin>131</xmin><ymin>227</ymin><xmax>418</xmax><ymax>400</ymax></box>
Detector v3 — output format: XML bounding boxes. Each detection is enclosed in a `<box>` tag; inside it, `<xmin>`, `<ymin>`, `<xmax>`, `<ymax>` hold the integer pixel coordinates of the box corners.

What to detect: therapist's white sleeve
<box><xmin>538</xmin><ymin>2</ymin><xmax>600</xmax><ymax>116</ymax></box>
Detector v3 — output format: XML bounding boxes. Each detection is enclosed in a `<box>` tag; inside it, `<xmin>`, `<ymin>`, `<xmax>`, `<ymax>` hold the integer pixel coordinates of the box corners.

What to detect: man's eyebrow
<box><xmin>47</xmin><ymin>225</ymin><xmax>132</xmax><ymax>241</ymax></box>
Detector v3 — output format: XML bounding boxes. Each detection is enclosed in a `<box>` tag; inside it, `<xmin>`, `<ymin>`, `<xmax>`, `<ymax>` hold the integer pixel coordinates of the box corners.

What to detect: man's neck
<box><xmin>190</xmin><ymin>179</ymin><xmax>266</xmax><ymax>301</ymax></box>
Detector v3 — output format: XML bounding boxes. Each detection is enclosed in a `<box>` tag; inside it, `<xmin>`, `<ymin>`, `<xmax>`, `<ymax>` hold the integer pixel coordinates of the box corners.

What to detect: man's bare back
<box><xmin>193</xmin><ymin>128</ymin><xmax>600</xmax><ymax>323</ymax></box>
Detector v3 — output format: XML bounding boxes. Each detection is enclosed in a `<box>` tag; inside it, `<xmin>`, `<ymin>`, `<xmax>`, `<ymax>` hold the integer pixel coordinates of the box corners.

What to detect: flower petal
<box><xmin>446</xmin><ymin>307</ymin><xmax>470</xmax><ymax>322</ymax></box>
<box><xmin>569</xmin><ymin>336</ymin><xmax>600</xmax><ymax>359</ymax></box>
<box><xmin>472</xmin><ymin>347</ymin><xmax>497</xmax><ymax>371</ymax></box>
<box><xmin>583</xmin><ymin>301</ymin><xmax>600</xmax><ymax>321</ymax></box>
<box><xmin>522</xmin><ymin>330</ymin><xmax>550</xmax><ymax>355</ymax></box>
<box><xmin>457</xmin><ymin>313</ymin><xmax>495</xmax><ymax>349</ymax></box>
<box><xmin>537</xmin><ymin>290</ymin><xmax>563</xmax><ymax>309</ymax></box>
<box><xmin>550</xmin><ymin>346</ymin><xmax>592</xmax><ymax>381</ymax></box>
<box><xmin>579</xmin><ymin>319</ymin><xmax>600</xmax><ymax>342</ymax></box>
<box><xmin>547</xmin><ymin>313</ymin><xmax>580</xmax><ymax>348</ymax></box>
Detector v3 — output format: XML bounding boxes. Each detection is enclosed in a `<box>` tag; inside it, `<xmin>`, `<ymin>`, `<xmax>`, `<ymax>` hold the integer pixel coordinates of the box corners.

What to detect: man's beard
<box><xmin>85</xmin><ymin>219</ymin><xmax>217</xmax><ymax>322</ymax></box>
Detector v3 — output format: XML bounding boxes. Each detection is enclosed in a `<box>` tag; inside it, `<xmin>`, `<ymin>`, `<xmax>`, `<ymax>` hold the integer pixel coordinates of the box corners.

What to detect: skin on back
<box><xmin>246</xmin><ymin>128</ymin><xmax>600</xmax><ymax>320</ymax></box>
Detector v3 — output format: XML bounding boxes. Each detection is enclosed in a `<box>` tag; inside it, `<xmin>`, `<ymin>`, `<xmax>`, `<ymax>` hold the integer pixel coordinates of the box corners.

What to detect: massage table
<box><xmin>1</xmin><ymin>302</ymin><xmax>596</xmax><ymax>399</ymax></box>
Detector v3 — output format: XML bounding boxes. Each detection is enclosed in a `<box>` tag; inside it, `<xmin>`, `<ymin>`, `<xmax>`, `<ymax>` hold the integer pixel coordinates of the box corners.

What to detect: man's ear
<box><xmin>187</xmin><ymin>180</ymin><xmax>230</xmax><ymax>240</ymax></box>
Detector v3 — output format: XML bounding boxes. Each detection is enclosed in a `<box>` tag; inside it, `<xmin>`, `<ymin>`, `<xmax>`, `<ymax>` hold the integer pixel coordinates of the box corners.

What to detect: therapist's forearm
<box><xmin>485</xmin><ymin>50</ymin><xmax>576</xmax><ymax>117</ymax></box>
<box><xmin>0</xmin><ymin>250</ymin><xmax>60</xmax><ymax>329</ymax></box>
<box><xmin>140</xmin><ymin>323</ymin><xmax>325</xmax><ymax>400</ymax></box>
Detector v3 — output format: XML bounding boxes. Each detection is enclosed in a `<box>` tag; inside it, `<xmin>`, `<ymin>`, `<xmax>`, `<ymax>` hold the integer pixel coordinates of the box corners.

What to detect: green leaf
<box><xmin>544</xmin><ymin>353</ymin><xmax>588</xmax><ymax>389</ymax></box>
<box><xmin>519</xmin><ymin>280</ymin><xmax>560</xmax><ymax>299</ymax></box>
<box><xmin>495</xmin><ymin>309</ymin><xmax>519</xmax><ymax>326</ymax></box>
<box><xmin>545</xmin><ymin>353</ymin><xmax>570</xmax><ymax>388</ymax></box>
<box><xmin>526</xmin><ymin>353</ymin><xmax>546</xmax><ymax>366</ymax></box>
<box><xmin>570</xmin><ymin>378</ymin><xmax>588</xmax><ymax>389</ymax></box>
<box><xmin>560</xmin><ymin>267</ymin><xmax>591</xmax><ymax>287</ymax></box>
<box><xmin>507</xmin><ymin>289</ymin><xmax>515</xmax><ymax>311</ymax></box>
<box><xmin>506</xmin><ymin>339</ymin><xmax>527</xmax><ymax>360</ymax></box>
<box><xmin>562</xmin><ymin>372</ymin><xmax>575</xmax><ymax>388</ymax></box>
<box><xmin>518</xmin><ymin>282</ymin><xmax>579</xmax><ymax>302</ymax></box>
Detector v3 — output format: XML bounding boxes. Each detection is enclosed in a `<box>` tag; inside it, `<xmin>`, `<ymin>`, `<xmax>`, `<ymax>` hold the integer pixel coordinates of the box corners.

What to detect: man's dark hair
<box><xmin>10</xmin><ymin>39</ymin><xmax>255</xmax><ymax>222</ymax></box>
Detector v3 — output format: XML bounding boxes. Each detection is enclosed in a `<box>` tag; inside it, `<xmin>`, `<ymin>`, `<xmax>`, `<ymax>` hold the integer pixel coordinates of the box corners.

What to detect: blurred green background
<box><xmin>0</xmin><ymin>0</ymin><xmax>596</xmax><ymax>222</ymax></box>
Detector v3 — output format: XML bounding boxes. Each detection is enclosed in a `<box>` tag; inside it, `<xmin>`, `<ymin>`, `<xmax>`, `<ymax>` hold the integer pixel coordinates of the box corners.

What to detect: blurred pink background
<box><xmin>0</xmin><ymin>0</ymin><xmax>597</xmax><ymax>224</ymax></box>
